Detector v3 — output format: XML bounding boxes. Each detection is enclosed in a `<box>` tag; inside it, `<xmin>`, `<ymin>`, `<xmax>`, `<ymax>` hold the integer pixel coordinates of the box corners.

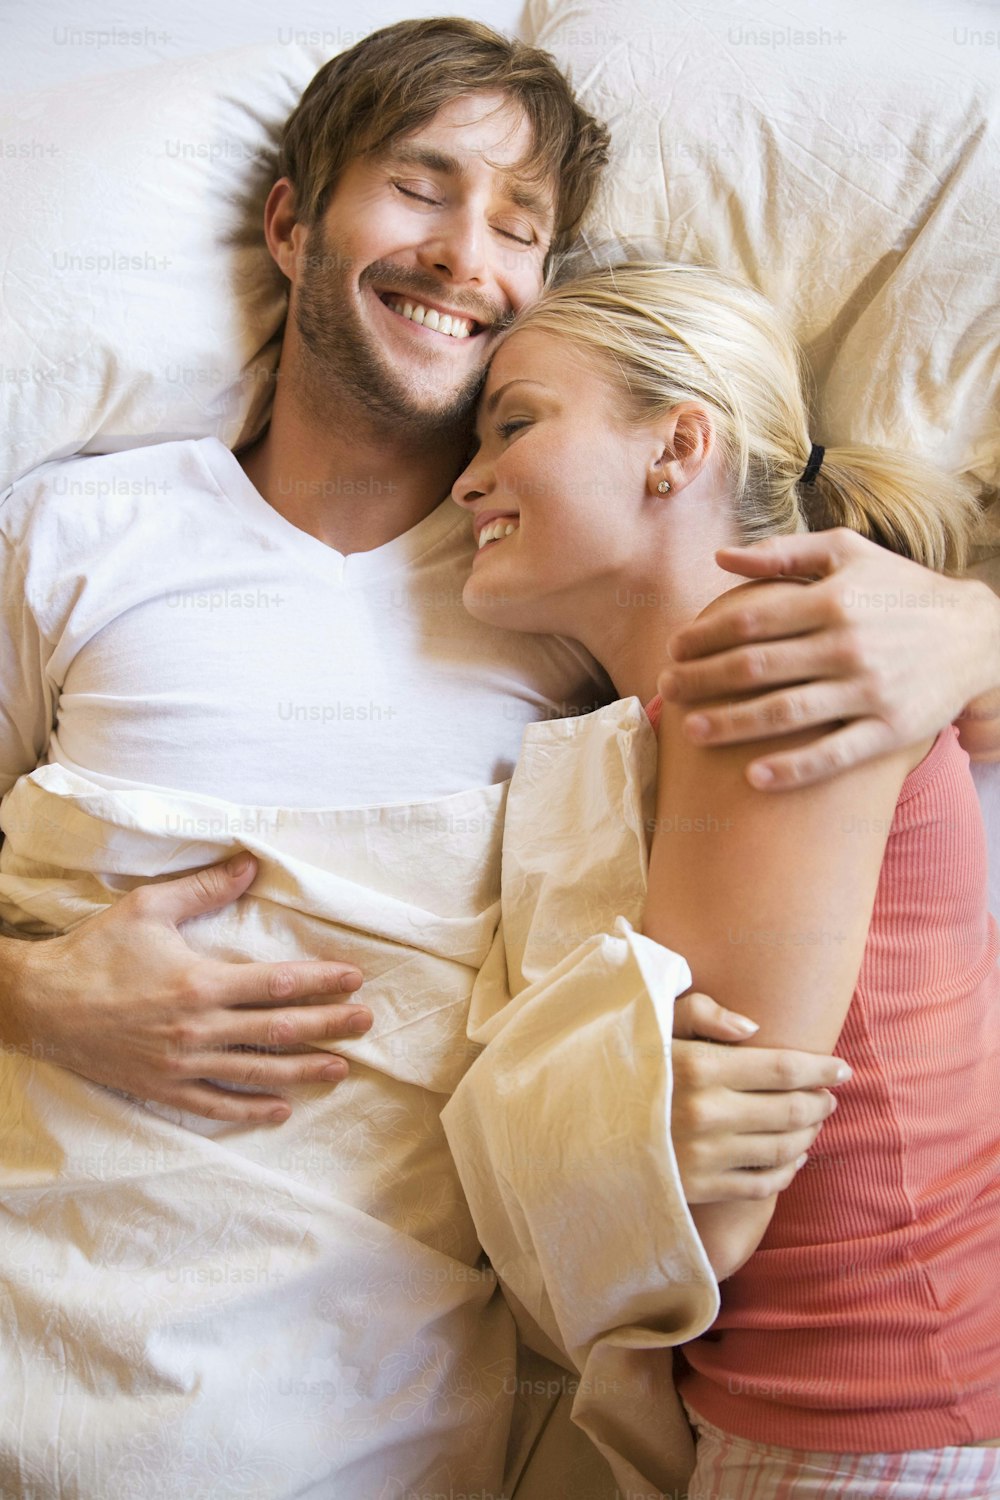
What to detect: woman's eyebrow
<box><xmin>484</xmin><ymin>379</ymin><xmax>548</xmax><ymax>415</ymax></box>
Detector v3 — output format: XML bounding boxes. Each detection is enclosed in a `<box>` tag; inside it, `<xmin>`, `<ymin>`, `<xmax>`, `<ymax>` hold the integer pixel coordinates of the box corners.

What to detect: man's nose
<box><xmin>418</xmin><ymin>208</ymin><xmax>489</xmax><ymax>286</ymax></box>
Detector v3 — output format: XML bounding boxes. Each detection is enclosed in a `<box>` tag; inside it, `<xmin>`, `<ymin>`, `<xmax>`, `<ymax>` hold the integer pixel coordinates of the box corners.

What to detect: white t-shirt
<box><xmin>0</xmin><ymin>438</ymin><xmax>610</xmax><ymax>806</ymax></box>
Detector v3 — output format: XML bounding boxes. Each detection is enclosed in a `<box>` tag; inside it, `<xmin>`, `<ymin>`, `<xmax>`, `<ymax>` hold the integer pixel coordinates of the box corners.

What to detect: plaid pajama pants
<box><xmin>685</xmin><ymin>1413</ymin><xmax>1000</xmax><ymax>1499</ymax></box>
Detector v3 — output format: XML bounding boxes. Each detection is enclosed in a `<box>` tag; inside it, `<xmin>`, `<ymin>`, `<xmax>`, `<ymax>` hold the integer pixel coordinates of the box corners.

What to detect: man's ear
<box><xmin>647</xmin><ymin>402</ymin><xmax>716</xmax><ymax>498</ymax></box>
<box><xmin>262</xmin><ymin>177</ymin><xmax>307</xmax><ymax>282</ymax></box>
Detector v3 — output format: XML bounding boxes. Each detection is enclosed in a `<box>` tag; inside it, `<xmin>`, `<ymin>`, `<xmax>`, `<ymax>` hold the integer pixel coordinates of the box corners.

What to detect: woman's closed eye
<box><xmin>496</xmin><ymin>417</ymin><xmax>533</xmax><ymax>440</ymax></box>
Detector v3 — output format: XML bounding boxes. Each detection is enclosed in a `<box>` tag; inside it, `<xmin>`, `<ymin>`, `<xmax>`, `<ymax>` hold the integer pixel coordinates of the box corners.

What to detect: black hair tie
<box><xmin>800</xmin><ymin>443</ymin><xmax>825</xmax><ymax>485</ymax></box>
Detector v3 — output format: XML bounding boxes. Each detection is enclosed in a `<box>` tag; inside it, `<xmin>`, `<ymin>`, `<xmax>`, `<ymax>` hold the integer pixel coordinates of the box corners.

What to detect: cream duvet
<box><xmin>0</xmin><ymin>698</ymin><xmax>717</xmax><ymax>1498</ymax></box>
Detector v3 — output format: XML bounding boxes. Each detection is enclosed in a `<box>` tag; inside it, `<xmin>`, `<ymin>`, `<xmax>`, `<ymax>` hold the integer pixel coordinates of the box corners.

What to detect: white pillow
<box><xmin>0</xmin><ymin>41</ymin><xmax>331</xmax><ymax>490</ymax></box>
<box><xmin>523</xmin><ymin>0</ymin><xmax>1000</xmax><ymax>504</ymax></box>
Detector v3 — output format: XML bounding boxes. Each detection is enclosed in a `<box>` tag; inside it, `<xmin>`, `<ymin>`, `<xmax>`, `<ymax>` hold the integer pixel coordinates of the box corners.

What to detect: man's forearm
<box><xmin>0</xmin><ymin>929</ymin><xmax>49</xmax><ymax>1058</ymax></box>
<box><xmin>0</xmin><ymin>822</ymin><xmax>53</xmax><ymax>1056</ymax></box>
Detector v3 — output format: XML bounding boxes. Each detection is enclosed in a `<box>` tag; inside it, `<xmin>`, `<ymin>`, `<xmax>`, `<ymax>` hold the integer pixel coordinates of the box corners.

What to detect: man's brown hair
<box><xmin>277</xmin><ymin>17</ymin><xmax>610</xmax><ymax>256</ymax></box>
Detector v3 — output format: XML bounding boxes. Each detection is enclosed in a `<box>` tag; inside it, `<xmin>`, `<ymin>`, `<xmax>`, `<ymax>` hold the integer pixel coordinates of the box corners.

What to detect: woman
<box><xmin>451</xmin><ymin>263</ymin><xmax>1000</xmax><ymax>1496</ymax></box>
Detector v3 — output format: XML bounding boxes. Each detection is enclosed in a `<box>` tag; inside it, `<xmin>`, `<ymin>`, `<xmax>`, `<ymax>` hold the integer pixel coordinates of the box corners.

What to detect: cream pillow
<box><xmin>523</xmin><ymin>0</ymin><xmax>1000</xmax><ymax>509</ymax></box>
<box><xmin>0</xmin><ymin>41</ymin><xmax>331</xmax><ymax>490</ymax></box>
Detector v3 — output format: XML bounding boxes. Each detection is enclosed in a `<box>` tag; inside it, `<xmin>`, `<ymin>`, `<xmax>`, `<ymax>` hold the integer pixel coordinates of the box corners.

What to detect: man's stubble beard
<box><xmin>292</xmin><ymin>219</ymin><xmax>494</xmax><ymax>448</ymax></box>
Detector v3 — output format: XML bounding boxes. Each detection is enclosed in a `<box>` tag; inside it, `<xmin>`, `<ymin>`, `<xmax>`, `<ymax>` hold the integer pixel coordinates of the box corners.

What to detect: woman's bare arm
<box><xmin>955</xmin><ymin>686</ymin><xmax>1000</xmax><ymax>762</ymax></box>
<box><xmin>643</xmin><ymin>595</ymin><xmax>920</xmax><ymax>1277</ymax></box>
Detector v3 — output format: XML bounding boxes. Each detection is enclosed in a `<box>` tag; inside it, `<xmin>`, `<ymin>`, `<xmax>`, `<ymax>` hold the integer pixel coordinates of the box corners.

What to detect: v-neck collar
<box><xmin>197</xmin><ymin>438</ymin><xmax>468</xmax><ymax>583</ymax></box>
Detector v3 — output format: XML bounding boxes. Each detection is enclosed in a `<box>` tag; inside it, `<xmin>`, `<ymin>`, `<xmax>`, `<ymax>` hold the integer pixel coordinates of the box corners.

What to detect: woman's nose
<box><xmin>452</xmin><ymin>454</ymin><xmax>491</xmax><ymax>509</ymax></box>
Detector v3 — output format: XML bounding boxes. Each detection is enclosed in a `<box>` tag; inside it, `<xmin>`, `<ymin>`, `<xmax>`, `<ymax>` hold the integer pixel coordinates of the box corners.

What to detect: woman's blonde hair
<box><xmin>512</xmin><ymin>262</ymin><xmax>979</xmax><ymax>573</ymax></box>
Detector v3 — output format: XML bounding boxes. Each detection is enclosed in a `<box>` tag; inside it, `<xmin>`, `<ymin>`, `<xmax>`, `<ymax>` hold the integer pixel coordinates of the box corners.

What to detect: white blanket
<box><xmin>0</xmin><ymin>767</ymin><xmax>517</xmax><ymax>1497</ymax></box>
<box><xmin>0</xmin><ymin>721</ymin><xmax>717</xmax><ymax>1498</ymax></box>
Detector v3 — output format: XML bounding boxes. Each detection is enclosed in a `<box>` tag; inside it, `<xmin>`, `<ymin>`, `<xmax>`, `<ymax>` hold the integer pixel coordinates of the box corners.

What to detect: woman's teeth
<box><xmin>477</xmin><ymin>519</ymin><xmax>520</xmax><ymax>549</ymax></box>
<box><xmin>387</xmin><ymin>298</ymin><xmax>474</xmax><ymax>339</ymax></box>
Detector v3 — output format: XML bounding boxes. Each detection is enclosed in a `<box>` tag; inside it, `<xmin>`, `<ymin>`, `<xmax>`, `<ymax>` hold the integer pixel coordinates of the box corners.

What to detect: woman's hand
<box><xmin>670</xmin><ymin>991</ymin><xmax>848</xmax><ymax>1205</ymax></box>
<box><xmin>658</xmin><ymin>528</ymin><xmax>1000</xmax><ymax>788</ymax></box>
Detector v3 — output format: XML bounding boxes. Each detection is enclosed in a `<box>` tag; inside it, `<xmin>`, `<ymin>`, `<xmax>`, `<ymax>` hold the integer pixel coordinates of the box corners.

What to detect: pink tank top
<box><xmin>646</xmin><ymin>699</ymin><xmax>1000</xmax><ymax>1450</ymax></box>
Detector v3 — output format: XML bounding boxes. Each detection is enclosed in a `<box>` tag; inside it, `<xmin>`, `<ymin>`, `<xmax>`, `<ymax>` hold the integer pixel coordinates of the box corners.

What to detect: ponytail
<box><xmin>800</xmin><ymin>445</ymin><xmax>980</xmax><ymax>575</ymax></box>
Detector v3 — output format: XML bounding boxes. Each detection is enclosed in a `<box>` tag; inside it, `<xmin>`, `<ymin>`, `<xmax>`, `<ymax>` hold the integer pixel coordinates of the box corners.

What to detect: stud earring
<box><xmin>657</xmin><ymin>480</ymin><xmax>671</xmax><ymax>494</ymax></box>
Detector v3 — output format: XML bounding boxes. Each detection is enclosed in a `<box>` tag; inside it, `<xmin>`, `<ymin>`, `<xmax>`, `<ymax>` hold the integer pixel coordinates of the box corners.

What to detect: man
<box><xmin>1</xmin><ymin>19</ymin><xmax>998</xmax><ymax>1498</ymax></box>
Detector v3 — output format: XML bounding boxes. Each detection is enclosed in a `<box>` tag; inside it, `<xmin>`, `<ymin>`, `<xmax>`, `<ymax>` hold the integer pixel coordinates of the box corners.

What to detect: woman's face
<box><xmin>452</xmin><ymin>327</ymin><xmax>660</xmax><ymax>635</ymax></box>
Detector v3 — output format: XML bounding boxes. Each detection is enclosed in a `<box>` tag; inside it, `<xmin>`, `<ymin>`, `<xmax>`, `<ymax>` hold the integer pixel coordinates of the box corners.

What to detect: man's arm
<box><xmin>0</xmin><ymin>526</ymin><xmax>371</xmax><ymax>1122</ymax></box>
<box><xmin>658</xmin><ymin>528</ymin><xmax>1000</xmax><ymax>788</ymax></box>
<box><xmin>0</xmin><ymin>854</ymin><xmax>372</xmax><ymax>1123</ymax></box>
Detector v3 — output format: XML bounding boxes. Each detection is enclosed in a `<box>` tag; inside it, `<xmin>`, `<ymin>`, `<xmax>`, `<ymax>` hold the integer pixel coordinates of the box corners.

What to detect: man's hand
<box><xmin>658</xmin><ymin>527</ymin><xmax>1000</xmax><ymax>789</ymax></box>
<box><xmin>2</xmin><ymin>853</ymin><xmax>371</xmax><ymax>1124</ymax></box>
<box><xmin>670</xmin><ymin>991</ymin><xmax>848</xmax><ymax>1203</ymax></box>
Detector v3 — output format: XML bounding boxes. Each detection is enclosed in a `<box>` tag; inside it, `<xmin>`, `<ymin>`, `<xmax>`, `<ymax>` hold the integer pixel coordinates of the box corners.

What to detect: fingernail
<box><xmin>794</xmin><ymin>1153</ymin><xmax>808</xmax><ymax>1169</ymax></box>
<box><xmin>728</xmin><ymin>1012</ymin><xmax>759</xmax><ymax>1035</ymax></box>
<box><xmin>348</xmin><ymin>1011</ymin><xmax>372</xmax><ymax>1034</ymax></box>
<box><xmin>835</xmin><ymin>1062</ymin><xmax>853</xmax><ymax>1082</ymax></box>
<box><xmin>686</xmin><ymin>714</ymin><xmax>711</xmax><ymax>741</ymax></box>
<box><xmin>339</xmin><ymin>971</ymin><xmax>363</xmax><ymax>993</ymax></box>
<box><xmin>748</xmin><ymin>763</ymin><xmax>774</xmax><ymax>788</ymax></box>
<box><xmin>267</xmin><ymin>1107</ymin><xmax>289</xmax><ymax>1122</ymax></box>
<box><xmin>227</xmin><ymin>851</ymin><xmax>253</xmax><ymax>876</ymax></box>
<box><xmin>319</xmin><ymin>1061</ymin><xmax>347</xmax><ymax>1080</ymax></box>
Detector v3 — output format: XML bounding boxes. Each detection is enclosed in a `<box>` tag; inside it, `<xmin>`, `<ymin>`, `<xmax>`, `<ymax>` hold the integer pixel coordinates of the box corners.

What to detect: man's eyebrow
<box><xmin>387</xmin><ymin>143</ymin><xmax>459</xmax><ymax>176</ymax></box>
<box><xmin>497</xmin><ymin>174</ymin><xmax>553</xmax><ymax>223</ymax></box>
<box><xmin>384</xmin><ymin>144</ymin><xmax>553</xmax><ymax>224</ymax></box>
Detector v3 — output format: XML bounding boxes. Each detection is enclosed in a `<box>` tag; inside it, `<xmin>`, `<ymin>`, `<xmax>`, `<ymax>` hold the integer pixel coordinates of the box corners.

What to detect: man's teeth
<box><xmin>477</xmin><ymin>518</ymin><xmax>520</xmax><ymax>549</ymax></box>
<box><xmin>388</xmin><ymin>299</ymin><xmax>474</xmax><ymax>338</ymax></box>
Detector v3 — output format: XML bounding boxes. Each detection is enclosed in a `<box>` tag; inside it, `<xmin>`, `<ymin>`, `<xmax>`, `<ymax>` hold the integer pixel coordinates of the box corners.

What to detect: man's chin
<box><xmin>367</xmin><ymin>322</ymin><xmax>490</xmax><ymax>430</ymax></box>
<box><xmin>294</xmin><ymin>297</ymin><xmax>486</xmax><ymax>440</ymax></box>
<box><xmin>386</xmin><ymin>371</ymin><xmax>485</xmax><ymax>439</ymax></box>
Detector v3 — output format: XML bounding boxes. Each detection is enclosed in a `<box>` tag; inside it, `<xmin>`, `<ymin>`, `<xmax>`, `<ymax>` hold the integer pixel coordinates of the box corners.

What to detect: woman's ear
<box><xmin>647</xmin><ymin>403</ymin><xmax>716</xmax><ymax>497</ymax></box>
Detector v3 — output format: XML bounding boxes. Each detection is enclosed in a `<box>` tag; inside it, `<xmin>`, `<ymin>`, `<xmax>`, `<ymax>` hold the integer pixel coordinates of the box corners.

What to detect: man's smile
<box><xmin>360</xmin><ymin>259</ymin><xmax>503</xmax><ymax>350</ymax></box>
<box><xmin>378</xmin><ymin>292</ymin><xmax>482</xmax><ymax>340</ymax></box>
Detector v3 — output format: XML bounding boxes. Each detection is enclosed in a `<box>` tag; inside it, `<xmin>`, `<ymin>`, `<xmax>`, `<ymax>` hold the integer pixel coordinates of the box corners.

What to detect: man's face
<box><xmin>290</xmin><ymin>93</ymin><xmax>555</xmax><ymax>441</ymax></box>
